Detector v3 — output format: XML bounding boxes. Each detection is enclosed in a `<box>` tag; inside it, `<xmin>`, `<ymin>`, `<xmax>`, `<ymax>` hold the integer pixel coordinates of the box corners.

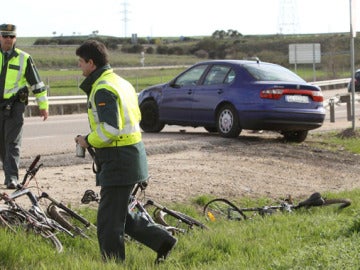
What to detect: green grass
<box><xmin>307</xmin><ymin>129</ymin><xmax>360</xmax><ymax>154</ymax></box>
<box><xmin>2</xmin><ymin>112</ymin><xmax>360</xmax><ymax>269</ymax></box>
<box><xmin>1</xmin><ymin>189</ymin><xmax>360</xmax><ymax>269</ymax></box>
<box><xmin>39</xmin><ymin>67</ymin><xmax>187</xmax><ymax>95</ymax></box>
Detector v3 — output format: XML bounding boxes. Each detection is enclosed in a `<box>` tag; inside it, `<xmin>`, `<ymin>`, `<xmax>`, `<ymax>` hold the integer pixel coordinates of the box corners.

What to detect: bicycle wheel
<box><xmin>323</xmin><ymin>198</ymin><xmax>351</xmax><ymax>209</ymax></box>
<box><xmin>47</xmin><ymin>204</ymin><xmax>94</xmax><ymax>239</ymax></box>
<box><xmin>153</xmin><ymin>208</ymin><xmax>207</xmax><ymax>230</ymax></box>
<box><xmin>203</xmin><ymin>198</ymin><xmax>247</xmax><ymax>222</ymax></box>
<box><xmin>0</xmin><ymin>209</ymin><xmax>63</xmax><ymax>252</ymax></box>
<box><xmin>31</xmin><ymin>226</ymin><xmax>63</xmax><ymax>253</ymax></box>
<box><xmin>0</xmin><ymin>209</ymin><xmax>26</xmax><ymax>232</ymax></box>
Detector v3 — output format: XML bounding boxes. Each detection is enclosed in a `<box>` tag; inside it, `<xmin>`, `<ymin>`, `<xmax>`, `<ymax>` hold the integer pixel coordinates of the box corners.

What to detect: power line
<box><xmin>120</xmin><ymin>1</ymin><xmax>130</xmax><ymax>37</ymax></box>
<box><xmin>278</xmin><ymin>0</ymin><xmax>300</xmax><ymax>34</ymax></box>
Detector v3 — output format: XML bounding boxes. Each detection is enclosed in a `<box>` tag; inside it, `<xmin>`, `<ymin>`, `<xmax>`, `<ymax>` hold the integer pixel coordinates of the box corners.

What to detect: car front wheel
<box><xmin>216</xmin><ymin>105</ymin><xmax>241</xmax><ymax>138</ymax></box>
<box><xmin>282</xmin><ymin>130</ymin><xmax>308</xmax><ymax>143</ymax></box>
<box><xmin>139</xmin><ymin>100</ymin><xmax>165</xmax><ymax>133</ymax></box>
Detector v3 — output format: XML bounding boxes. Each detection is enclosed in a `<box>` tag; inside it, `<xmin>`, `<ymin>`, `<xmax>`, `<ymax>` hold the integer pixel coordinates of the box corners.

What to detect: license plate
<box><xmin>285</xmin><ymin>95</ymin><xmax>309</xmax><ymax>103</ymax></box>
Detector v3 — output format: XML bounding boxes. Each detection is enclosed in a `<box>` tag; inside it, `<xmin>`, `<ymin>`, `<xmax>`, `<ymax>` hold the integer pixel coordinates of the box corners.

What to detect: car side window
<box><xmin>224</xmin><ymin>69</ymin><xmax>236</xmax><ymax>84</ymax></box>
<box><xmin>203</xmin><ymin>65</ymin><xmax>233</xmax><ymax>85</ymax></box>
<box><xmin>174</xmin><ymin>65</ymin><xmax>208</xmax><ymax>87</ymax></box>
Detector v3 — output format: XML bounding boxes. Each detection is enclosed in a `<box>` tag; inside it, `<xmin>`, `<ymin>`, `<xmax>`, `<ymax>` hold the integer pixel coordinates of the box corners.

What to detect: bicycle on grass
<box><xmin>81</xmin><ymin>180</ymin><xmax>207</xmax><ymax>234</ymax></box>
<box><xmin>203</xmin><ymin>192</ymin><xmax>351</xmax><ymax>222</ymax></box>
<box><xmin>0</xmin><ymin>155</ymin><xmax>69</xmax><ymax>252</ymax></box>
<box><xmin>81</xmin><ymin>146</ymin><xmax>207</xmax><ymax>233</ymax></box>
<box><xmin>0</xmin><ymin>155</ymin><xmax>96</xmax><ymax>252</ymax></box>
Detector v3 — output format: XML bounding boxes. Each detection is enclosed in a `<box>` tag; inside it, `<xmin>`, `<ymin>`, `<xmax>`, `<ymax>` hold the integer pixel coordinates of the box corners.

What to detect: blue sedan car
<box><xmin>138</xmin><ymin>59</ymin><xmax>325</xmax><ymax>142</ymax></box>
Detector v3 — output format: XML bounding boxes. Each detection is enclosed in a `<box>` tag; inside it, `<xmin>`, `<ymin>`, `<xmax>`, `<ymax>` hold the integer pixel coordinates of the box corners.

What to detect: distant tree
<box><xmin>212</xmin><ymin>30</ymin><xmax>227</xmax><ymax>39</ymax></box>
<box><xmin>227</xmin><ymin>29</ymin><xmax>242</xmax><ymax>39</ymax></box>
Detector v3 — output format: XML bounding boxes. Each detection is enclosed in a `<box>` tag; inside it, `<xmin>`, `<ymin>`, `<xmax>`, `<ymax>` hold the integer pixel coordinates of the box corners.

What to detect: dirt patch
<box><xmin>3</xmin><ymin>129</ymin><xmax>359</xmax><ymax>209</ymax></box>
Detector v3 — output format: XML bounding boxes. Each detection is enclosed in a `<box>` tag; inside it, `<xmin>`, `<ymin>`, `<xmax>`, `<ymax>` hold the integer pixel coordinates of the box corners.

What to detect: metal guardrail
<box><xmin>28</xmin><ymin>95</ymin><xmax>87</xmax><ymax>105</ymax></box>
<box><xmin>311</xmin><ymin>78</ymin><xmax>350</xmax><ymax>87</ymax></box>
<box><xmin>25</xmin><ymin>78</ymin><xmax>351</xmax><ymax>116</ymax></box>
<box><xmin>26</xmin><ymin>95</ymin><xmax>87</xmax><ymax>116</ymax></box>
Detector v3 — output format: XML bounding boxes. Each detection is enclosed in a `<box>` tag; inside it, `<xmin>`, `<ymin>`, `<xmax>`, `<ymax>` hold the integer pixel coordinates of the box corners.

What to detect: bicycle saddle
<box><xmin>296</xmin><ymin>192</ymin><xmax>325</xmax><ymax>208</ymax></box>
<box><xmin>81</xmin><ymin>189</ymin><xmax>99</xmax><ymax>204</ymax></box>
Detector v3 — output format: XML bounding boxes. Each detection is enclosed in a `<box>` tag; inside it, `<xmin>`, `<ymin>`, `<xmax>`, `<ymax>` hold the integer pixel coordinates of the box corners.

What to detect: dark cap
<box><xmin>0</xmin><ymin>24</ymin><xmax>16</xmax><ymax>36</ymax></box>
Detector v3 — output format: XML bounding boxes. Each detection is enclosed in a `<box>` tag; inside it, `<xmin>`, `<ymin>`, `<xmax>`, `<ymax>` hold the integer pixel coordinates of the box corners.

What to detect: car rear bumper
<box><xmin>239</xmin><ymin>110</ymin><xmax>326</xmax><ymax>131</ymax></box>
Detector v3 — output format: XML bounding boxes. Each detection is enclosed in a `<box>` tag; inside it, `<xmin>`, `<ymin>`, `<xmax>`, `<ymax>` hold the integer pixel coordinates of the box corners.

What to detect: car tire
<box><xmin>139</xmin><ymin>100</ymin><xmax>165</xmax><ymax>133</ymax></box>
<box><xmin>282</xmin><ymin>130</ymin><xmax>308</xmax><ymax>143</ymax></box>
<box><xmin>216</xmin><ymin>104</ymin><xmax>241</xmax><ymax>138</ymax></box>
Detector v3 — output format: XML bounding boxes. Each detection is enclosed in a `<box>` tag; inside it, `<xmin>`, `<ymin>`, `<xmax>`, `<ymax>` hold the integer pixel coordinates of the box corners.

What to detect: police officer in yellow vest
<box><xmin>75</xmin><ymin>40</ymin><xmax>177</xmax><ymax>264</ymax></box>
<box><xmin>0</xmin><ymin>24</ymin><xmax>48</xmax><ymax>189</ymax></box>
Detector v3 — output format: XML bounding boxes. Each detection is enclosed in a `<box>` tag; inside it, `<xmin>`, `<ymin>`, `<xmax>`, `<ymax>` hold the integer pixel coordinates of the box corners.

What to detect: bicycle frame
<box><xmin>39</xmin><ymin>192</ymin><xmax>93</xmax><ymax>228</ymax></box>
<box><xmin>203</xmin><ymin>192</ymin><xmax>352</xmax><ymax>222</ymax></box>
<box><xmin>0</xmin><ymin>155</ymin><xmax>75</xmax><ymax>237</ymax></box>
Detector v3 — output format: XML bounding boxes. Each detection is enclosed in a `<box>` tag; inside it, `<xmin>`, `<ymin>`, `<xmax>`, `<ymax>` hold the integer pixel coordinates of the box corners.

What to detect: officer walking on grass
<box><xmin>0</xmin><ymin>24</ymin><xmax>48</xmax><ymax>189</ymax></box>
<box><xmin>74</xmin><ymin>40</ymin><xmax>177</xmax><ymax>264</ymax></box>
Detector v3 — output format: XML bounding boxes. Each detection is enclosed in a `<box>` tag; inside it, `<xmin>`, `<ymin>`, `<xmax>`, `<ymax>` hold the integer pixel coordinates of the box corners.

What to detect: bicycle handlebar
<box><xmin>40</xmin><ymin>192</ymin><xmax>92</xmax><ymax>227</ymax></box>
<box><xmin>29</xmin><ymin>155</ymin><xmax>41</xmax><ymax>171</ymax></box>
<box><xmin>20</xmin><ymin>155</ymin><xmax>42</xmax><ymax>187</ymax></box>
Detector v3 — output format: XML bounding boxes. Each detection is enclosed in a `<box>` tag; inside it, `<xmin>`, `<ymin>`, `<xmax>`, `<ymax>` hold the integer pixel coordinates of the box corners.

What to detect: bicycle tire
<box><xmin>0</xmin><ymin>209</ymin><xmax>25</xmax><ymax>232</ymax></box>
<box><xmin>34</xmin><ymin>226</ymin><xmax>63</xmax><ymax>253</ymax></box>
<box><xmin>323</xmin><ymin>198</ymin><xmax>351</xmax><ymax>209</ymax></box>
<box><xmin>47</xmin><ymin>204</ymin><xmax>93</xmax><ymax>239</ymax></box>
<box><xmin>153</xmin><ymin>208</ymin><xmax>207</xmax><ymax>230</ymax></box>
<box><xmin>0</xmin><ymin>209</ymin><xmax>63</xmax><ymax>252</ymax></box>
<box><xmin>203</xmin><ymin>198</ymin><xmax>247</xmax><ymax>222</ymax></box>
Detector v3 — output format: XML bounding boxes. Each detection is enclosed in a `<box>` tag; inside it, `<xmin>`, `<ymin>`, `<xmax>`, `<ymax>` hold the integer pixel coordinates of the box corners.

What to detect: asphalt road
<box><xmin>21</xmin><ymin>88</ymin><xmax>359</xmax><ymax>158</ymax></box>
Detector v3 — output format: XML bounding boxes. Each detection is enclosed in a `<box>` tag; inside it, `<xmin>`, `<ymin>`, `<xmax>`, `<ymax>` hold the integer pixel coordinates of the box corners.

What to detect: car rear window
<box><xmin>243</xmin><ymin>63</ymin><xmax>305</xmax><ymax>82</ymax></box>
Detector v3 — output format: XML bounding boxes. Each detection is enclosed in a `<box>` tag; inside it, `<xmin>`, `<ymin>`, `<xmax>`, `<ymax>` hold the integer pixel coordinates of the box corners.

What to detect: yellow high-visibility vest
<box><xmin>87</xmin><ymin>69</ymin><xmax>142</xmax><ymax>148</ymax></box>
<box><xmin>0</xmin><ymin>48</ymin><xmax>48</xmax><ymax>110</ymax></box>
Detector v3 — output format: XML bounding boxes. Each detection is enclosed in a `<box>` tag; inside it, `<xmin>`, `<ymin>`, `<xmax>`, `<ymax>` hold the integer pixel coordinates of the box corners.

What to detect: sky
<box><xmin>3</xmin><ymin>0</ymin><xmax>359</xmax><ymax>38</ymax></box>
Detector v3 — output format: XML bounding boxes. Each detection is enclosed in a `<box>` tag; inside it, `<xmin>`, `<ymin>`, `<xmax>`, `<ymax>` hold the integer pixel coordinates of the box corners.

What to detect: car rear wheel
<box><xmin>216</xmin><ymin>105</ymin><xmax>241</xmax><ymax>138</ymax></box>
<box><xmin>139</xmin><ymin>100</ymin><xmax>165</xmax><ymax>133</ymax></box>
<box><xmin>282</xmin><ymin>130</ymin><xmax>308</xmax><ymax>143</ymax></box>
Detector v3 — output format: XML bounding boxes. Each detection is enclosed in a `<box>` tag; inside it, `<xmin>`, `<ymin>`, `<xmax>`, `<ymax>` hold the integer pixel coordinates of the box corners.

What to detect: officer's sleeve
<box><xmin>94</xmin><ymin>89</ymin><xmax>119</xmax><ymax>129</ymax></box>
<box><xmin>25</xmin><ymin>56</ymin><xmax>48</xmax><ymax>110</ymax></box>
<box><xmin>86</xmin><ymin>89</ymin><xmax>119</xmax><ymax>147</ymax></box>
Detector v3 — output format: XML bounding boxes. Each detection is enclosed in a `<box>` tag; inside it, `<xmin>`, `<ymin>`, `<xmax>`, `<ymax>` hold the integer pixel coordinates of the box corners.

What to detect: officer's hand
<box><xmin>39</xmin><ymin>109</ymin><xmax>48</xmax><ymax>121</ymax></box>
<box><xmin>75</xmin><ymin>135</ymin><xmax>90</xmax><ymax>149</ymax></box>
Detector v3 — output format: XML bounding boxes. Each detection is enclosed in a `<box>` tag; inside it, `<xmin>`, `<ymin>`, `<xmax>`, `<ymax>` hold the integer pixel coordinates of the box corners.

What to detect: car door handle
<box><xmin>187</xmin><ymin>89</ymin><xmax>193</xmax><ymax>95</ymax></box>
<box><xmin>217</xmin><ymin>89</ymin><xmax>223</xmax><ymax>94</ymax></box>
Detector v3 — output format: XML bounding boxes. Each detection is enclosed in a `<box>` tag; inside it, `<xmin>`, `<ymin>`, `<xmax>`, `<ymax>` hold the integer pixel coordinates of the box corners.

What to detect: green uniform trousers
<box><xmin>0</xmin><ymin>101</ymin><xmax>25</xmax><ymax>184</ymax></box>
<box><xmin>97</xmin><ymin>184</ymin><xmax>176</xmax><ymax>262</ymax></box>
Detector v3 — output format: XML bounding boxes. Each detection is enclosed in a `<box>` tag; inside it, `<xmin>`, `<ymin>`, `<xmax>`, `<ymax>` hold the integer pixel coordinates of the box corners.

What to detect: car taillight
<box><xmin>310</xmin><ymin>91</ymin><xmax>324</xmax><ymax>102</ymax></box>
<box><xmin>260</xmin><ymin>88</ymin><xmax>323</xmax><ymax>102</ymax></box>
<box><xmin>260</xmin><ymin>89</ymin><xmax>283</xmax><ymax>99</ymax></box>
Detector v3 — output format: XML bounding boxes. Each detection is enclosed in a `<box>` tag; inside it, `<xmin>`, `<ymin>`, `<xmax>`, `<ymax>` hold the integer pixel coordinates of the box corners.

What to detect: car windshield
<box><xmin>244</xmin><ymin>63</ymin><xmax>305</xmax><ymax>82</ymax></box>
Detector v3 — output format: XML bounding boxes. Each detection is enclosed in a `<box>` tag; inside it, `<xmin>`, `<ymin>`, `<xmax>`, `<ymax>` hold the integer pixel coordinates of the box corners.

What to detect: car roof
<box><xmin>195</xmin><ymin>59</ymin><xmax>275</xmax><ymax>66</ymax></box>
